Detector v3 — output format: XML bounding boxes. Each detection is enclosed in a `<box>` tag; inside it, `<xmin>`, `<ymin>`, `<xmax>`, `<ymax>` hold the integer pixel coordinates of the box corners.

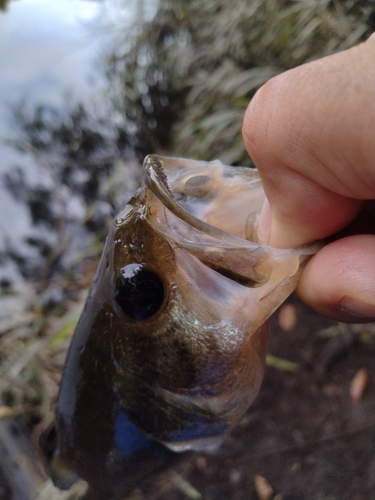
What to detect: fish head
<box><xmin>53</xmin><ymin>155</ymin><xmax>318</xmax><ymax>496</ymax></box>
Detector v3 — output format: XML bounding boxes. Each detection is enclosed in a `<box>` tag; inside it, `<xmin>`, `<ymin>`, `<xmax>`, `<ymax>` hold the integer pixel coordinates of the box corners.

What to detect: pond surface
<box><xmin>0</xmin><ymin>0</ymin><xmax>130</xmax><ymax>285</ymax></box>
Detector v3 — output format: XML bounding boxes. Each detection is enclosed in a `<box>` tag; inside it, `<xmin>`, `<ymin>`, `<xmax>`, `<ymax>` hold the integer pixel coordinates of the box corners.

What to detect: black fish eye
<box><xmin>115</xmin><ymin>265</ymin><xmax>164</xmax><ymax>320</ymax></box>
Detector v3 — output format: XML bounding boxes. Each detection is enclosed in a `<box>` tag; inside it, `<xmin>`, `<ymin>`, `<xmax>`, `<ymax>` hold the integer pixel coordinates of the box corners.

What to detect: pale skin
<box><xmin>243</xmin><ymin>34</ymin><xmax>375</xmax><ymax>323</ymax></box>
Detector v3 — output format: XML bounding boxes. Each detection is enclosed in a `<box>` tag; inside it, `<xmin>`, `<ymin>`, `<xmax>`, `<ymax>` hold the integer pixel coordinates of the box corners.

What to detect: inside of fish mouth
<box><xmin>182</xmin><ymin>175</ymin><xmax>212</xmax><ymax>197</ymax></box>
<box><xmin>142</xmin><ymin>155</ymin><xmax>277</xmax><ymax>287</ymax></box>
<box><xmin>205</xmin><ymin>265</ymin><xmax>265</xmax><ymax>287</ymax></box>
<box><xmin>185</xmin><ymin>175</ymin><xmax>210</xmax><ymax>186</ymax></box>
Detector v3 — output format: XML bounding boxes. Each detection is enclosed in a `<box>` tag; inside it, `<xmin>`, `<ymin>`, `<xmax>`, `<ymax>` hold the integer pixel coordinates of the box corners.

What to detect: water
<box><xmin>0</xmin><ymin>0</ymin><xmax>129</xmax><ymax>285</ymax></box>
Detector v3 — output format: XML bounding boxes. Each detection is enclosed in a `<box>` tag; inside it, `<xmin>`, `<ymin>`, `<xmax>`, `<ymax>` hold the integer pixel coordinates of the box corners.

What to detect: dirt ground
<box><xmin>1</xmin><ymin>294</ymin><xmax>374</xmax><ymax>500</ymax></box>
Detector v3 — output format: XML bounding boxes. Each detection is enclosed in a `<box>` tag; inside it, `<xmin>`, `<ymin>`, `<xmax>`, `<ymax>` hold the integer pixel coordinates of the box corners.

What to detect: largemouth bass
<box><xmin>52</xmin><ymin>155</ymin><xmax>318</xmax><ymax>498</ymax></box>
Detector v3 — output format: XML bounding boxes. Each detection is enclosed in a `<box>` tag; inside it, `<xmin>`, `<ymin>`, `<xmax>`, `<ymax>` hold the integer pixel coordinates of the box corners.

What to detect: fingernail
<box><xmin>340</xmin><ymin>296</ymin><xmax>375</xmax><ymax>320</ymax></box>
<box><xmin>258</xmin><ymin>197</ymin><xmax>272</xmax><ymax>244</ymax></box>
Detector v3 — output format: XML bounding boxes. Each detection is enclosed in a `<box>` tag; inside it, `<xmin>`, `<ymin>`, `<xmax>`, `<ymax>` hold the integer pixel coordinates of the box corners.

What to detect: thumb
<box><xmin>242</xmin><ymin>34</ymin><xmax>375</xmax><ymax>249</ymax></box>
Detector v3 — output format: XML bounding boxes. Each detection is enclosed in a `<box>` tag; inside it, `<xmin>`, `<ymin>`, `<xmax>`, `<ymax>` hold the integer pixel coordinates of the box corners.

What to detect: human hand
<box><xmin>242</xmin><ymin>34</ymin><xmax>375</xmax><ymax>323</ymax></box>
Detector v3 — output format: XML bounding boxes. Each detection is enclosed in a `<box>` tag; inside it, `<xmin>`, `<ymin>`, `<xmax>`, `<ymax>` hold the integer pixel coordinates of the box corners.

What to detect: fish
<box><xmin>51</xmin><ymin>155</ymin><xmax>318</xmax><ymax>499</ymax></box>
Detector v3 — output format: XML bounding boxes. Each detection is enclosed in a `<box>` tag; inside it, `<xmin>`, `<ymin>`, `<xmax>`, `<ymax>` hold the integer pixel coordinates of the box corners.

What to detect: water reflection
<box><xmin>0</xmin><ymin>0</ymin><xmax>139</xmax><ymax>286</ymax></box>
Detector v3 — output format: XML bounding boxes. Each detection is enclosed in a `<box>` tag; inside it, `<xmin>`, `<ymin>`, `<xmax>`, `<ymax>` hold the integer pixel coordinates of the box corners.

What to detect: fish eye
<box><xmin>115</xmin><ymin>265</ymin><xmax>164</xmax><ymax>320</ymax></box>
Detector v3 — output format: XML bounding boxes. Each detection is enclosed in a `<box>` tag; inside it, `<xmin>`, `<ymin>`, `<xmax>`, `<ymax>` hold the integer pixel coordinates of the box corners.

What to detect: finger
<box><xmin>243</xmin><ymin>35</ymin><xmax>375</xmax><ymax>248</ymax></box>
<box><xmin>297</xmin><ymin>234</ymin><xmax>375</xmax><ymax>322</ymax></box>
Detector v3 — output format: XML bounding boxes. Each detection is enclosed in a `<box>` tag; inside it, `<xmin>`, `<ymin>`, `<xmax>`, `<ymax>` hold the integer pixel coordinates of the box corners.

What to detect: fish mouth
<box><xmin>143</xmin><ymin>154</ymin><xmax>319</xmax><ymax>290</ymax></box>
<box><xmin>144</xmin><ymin>154</ymin><xmax>263</xmax><ymax>243</ymax></box>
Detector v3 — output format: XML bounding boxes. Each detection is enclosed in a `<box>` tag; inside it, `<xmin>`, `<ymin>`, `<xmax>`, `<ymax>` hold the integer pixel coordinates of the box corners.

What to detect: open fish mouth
<box><xmin>142</xmin><ymin>154</ymin><xmax>318</xmax><ymax>292</ymax></box>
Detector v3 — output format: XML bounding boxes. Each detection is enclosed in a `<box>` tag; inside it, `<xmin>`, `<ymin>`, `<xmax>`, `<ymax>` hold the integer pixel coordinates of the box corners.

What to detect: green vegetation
<box><xmin>0</xmin><ymin>0</ymin><xmax>13</xmax><ymax>12</ymax></box>
<box><xmin>108</xmin><ymin>0</ymin><xmax>375</xmax><ymax>165</ymax></box>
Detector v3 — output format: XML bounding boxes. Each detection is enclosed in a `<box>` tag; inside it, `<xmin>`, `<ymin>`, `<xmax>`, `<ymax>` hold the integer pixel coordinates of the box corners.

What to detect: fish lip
<box><xmin>143</xmin><ymin>154</ymin><xmax>321</xmax><ymax>256</ymax></box>
<box><xmin>143</xmin><ymin>154</ymin><xmax>276</xmax><ymax>287</ymax></box>
<box><xmin>143</xmin><ymin>155</ymin><xmax>273</xmax><ymax>288</ymax></box>
<box><xmin>143</xmin><ymin>155</ymin><xmax>319</xmax><ymax>289</ymax></box>
<box><xmin>143</xmin><ymin>154</ymin><xmax>261</xmax><ymax>248</ymax></box>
